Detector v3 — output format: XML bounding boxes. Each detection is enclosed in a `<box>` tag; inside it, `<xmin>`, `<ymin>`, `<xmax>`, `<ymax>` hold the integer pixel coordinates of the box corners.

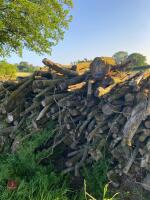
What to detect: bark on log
<box><xmin>33</xmin><ymin>78</ymin><xmax>63</xmax><ymax>90</ymax></box>
<box><xmin>43</xmin><ymin>58</ymin><xmax>78</xmax><ymax>76</ymax></box>
<box><xmin>3</xmin><ymin>78</ymin><xmax>33</xmax><ymax>112</ymax></box>
<box><xmin>41</xmin><ymin>93</ymin><xmax>68</xmax><ymax>107</ymax></box>
<box><xmin>123</xmin><ymin>94</ymin><xmax>150</xmax><ymax>146</ymax></box>
<box><xmin>59</xmin><ymin>74</ymin><xmax>87</xmax><ymax>91</ymax></box>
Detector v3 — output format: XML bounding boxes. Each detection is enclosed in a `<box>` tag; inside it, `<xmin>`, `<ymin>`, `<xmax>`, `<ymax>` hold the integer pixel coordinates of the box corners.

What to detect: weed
<box><xmin>0</xmin><ymin>122</ymin><xmax>119</xmax><ymax>200</ymax></box>
<box><xmin>0</xmin><ymin>122</ymin><xmax>69</xmax><ymax>200</ymax></box>
<box><xmin>102</xmin><ymin>183</ymin><xmax>119</xmax><ymax>200</ymax></box>
<box><xmin>82</xmin><ymin>148</ymin><xmax>109</xmax><ymax>199</ymax></box>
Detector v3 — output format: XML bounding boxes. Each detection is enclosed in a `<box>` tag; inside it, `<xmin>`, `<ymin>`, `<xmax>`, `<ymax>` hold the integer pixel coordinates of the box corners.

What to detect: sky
<box><xmin>5</xmin><ymin>0</ymin><xmax>150</xmax><ymax>66</ymax></box>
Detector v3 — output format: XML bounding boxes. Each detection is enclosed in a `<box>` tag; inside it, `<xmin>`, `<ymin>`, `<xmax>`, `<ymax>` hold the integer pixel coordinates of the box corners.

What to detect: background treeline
<box><xmin>112</xmin><ymin>51</ymin><xmax>148</xmax><ymax>68</ymax></box>
<box><xmin>71</xmin><ymin>58</ymin><xmax>92</xmax><ymax>65</ymax></box>
<box><xmin>0</xmin><ymin>51</ymin><xmax>149</xmax><ymax>78</ymax></box>
<box><xmin>16</xmin><ymin>61</ymin><xmax>40</xmax><ymax>72</ymax></box>
<box><xmin>0</xmin><ymin>61</ymin><xmax>41</xmax><ymax>77</ymax></box>
<box><xmin>72</xmin><ymin>51</ymin><xmax>149</xmax><ymax>71</ymax></box>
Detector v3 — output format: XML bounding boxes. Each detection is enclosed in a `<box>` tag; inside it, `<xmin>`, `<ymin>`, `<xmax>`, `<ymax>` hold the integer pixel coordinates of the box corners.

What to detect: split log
<box><xmin>123</xmin><ymin>94</ymin><xmax>150</xmax><ymax>146</ymax></box>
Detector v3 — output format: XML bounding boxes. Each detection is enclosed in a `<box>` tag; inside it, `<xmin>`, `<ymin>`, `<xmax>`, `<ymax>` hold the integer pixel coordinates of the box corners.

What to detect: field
<box><xmin>0</xmin><ymin>72</ymin><xmax>31</xmax><ymax>82</ymax></box>
<box><xmin>16</xmin><ymin>72</ymin><xmax>32</xmax><ymax>77</ymax></box>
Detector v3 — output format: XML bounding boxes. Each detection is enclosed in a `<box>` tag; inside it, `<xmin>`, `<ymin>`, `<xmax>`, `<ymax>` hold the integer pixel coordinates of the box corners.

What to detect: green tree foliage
<box><xmin>17</xmin><ymin>61</ymin><xmax>40</xmax><ymax>72</ymax></box>
<box><xmin>71</xmin><ymin>58</ymin><xmax>92</xmax><ymax>65</ymax></box>
<box><xmin>0</xmin><ymin>0</ymin><xmax>73</xmax><ymax>56</ymax></box>
<box><xmin>0</xmin><ymin>61</ymin><xmax>17</xmax><ymax>77</ymax></box>
<box><xmin>127</xmin><ymin>53</ymin><xmax>147</xmax><ymax>67</ymax></box>
<box><xmin>113</xmin><ymin>51</ymin><xmax>128</xmax><ymax>64</ymax></box>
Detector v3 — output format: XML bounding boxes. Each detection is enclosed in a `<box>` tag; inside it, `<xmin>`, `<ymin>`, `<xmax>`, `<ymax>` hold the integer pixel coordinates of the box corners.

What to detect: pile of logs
<box><xmin>0</xmin><ymin>57</ymin><xmax>150</xmax><ymax>191</ymax></box>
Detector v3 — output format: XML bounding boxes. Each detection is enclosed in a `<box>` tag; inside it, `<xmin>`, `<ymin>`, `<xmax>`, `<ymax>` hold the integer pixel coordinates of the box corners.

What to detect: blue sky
<box><xmin>6</xmin><ymin>0</ymin><xmax>150</xmax><ymax>65</ymax></box>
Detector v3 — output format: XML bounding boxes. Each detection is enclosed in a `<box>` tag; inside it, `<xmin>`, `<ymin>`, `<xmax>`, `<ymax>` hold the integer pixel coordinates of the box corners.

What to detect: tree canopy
<box><xmin>17</xmin><ymin>61</ymin><xmax>40</xmax><ymax>72</ymax></box>
<box><xmin>127</xmin><ymin>53</ymin><xmax>147</xmax><ymax>67</ymax></box>
<box><xmin>0</xmin><ymin>0</ymin><xmax>73</xmax><ymax>56</ymax></box>
<box><xmin>113</xmin><ymin>51</ymin><xmax>148</xmax><ymax>71</ymax></box>
<box><xmin>113</xmin><ymin>51</ymin><xmax>128</xmax><ymax>64</ymax></box>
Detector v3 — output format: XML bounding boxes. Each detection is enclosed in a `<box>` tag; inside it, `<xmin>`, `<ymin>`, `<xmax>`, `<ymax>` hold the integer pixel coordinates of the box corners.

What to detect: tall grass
<box><xmin>0</xmin><ymin>122</ymin><xmax>69</xmax><ymax>200</ymax></box>
<box><xmin>0</xmin><ymin>122</ymin><xmax>118</xmax><ymax>200</ymax></box>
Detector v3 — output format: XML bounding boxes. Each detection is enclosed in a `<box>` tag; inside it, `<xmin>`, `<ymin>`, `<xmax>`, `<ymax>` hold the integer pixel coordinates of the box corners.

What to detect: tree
<box><xmin>127</xmin><ymin>53</ymin><xmax>147</xmax><ymax>67</ymax></box>
<box><xmin>0</xmin><ymin>61</ymin><xmax>17</xmax><ymax>77</ymax></box>
<box><xmin>113</xmin><ymin>51</ymin><xmax>128</xmax><ymax>64</ymax></box>
<box><xmin>0</xmin><ymin>0</ymin><xmax>73</xmax><ymax>56</ymax></box>
<box><xmin>17</xmin><ymin>62</ymin><xmax>28</xmax><ymax>71</ymax></box>
<box><xmin>17</xmin><ymin>61</ymin><xmax>40</xmax><ymax>72</ymax></box>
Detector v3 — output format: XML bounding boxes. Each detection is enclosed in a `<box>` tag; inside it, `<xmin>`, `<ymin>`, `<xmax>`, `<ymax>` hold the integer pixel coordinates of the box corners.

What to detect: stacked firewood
<box><xmin>0</xmin><ymin>57</ymin><xmax>150</xmax><ymax>191</ymax></box>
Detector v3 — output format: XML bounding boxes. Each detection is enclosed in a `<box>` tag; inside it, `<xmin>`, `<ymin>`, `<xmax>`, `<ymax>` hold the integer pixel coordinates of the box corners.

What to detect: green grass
<box><xmin>0</xmin><ymin>122</ymin><xmax>69</xmax><ymax>200</ymax></box>
<box><xmin>83</xmin><ymin>155</ymin><xmax>109</xmax><ymax>198</ymax></box>
<box><xmin>0</xmin><ymin>122</ymin><xmax>119</xmax><ymax>200</ymax></box>
<box><xmin>17</xmin><ymin>72</ymin><xmax>32</xmax><ymax>77</ymax></box>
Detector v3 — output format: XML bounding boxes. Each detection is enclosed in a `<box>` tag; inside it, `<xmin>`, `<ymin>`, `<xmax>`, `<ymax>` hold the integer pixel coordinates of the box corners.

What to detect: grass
<box><xmin>0</xmin><ymin>72</ymin><xmax>32</xmax><ymax>81</ymax></box>
<box><xmin>0</xmin><ymin>122</ymin><xmax>69</xmax><ymax>200</ymax></box>
<box><xmin>16</xmin><ymin>72</ymin><xmax>32</xmax><ymax>77</ymax></box>
<box><xmin>0</xmin><ymin>122</ymin><xmax>119</xmax><ymax>200</ymax></box>
<box><xmin>83</xmin><ymin>154</ymin><xmax>109</xmax><ymax>198</ymax></box>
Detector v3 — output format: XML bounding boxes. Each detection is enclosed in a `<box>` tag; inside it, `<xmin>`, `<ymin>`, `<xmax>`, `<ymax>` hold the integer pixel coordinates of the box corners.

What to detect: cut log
<box><xmin>144</xmin><ymin>120</ymin><xmax>150</xmax><ymax>129</ymax></box>
<box><xmin>122</xmin><ymin>106</ymin><xmax>132</xmax><ymax>118</ymax></box>
<box><xmin>0</xmin><ymin>126</ymin><xmax>16</xmax><ymax>135</ymax></box>
<box><xmin>102</xmin><ymin>104</ymin><xmax>114</xmax><ymax>116</ymax></box>
<box><xmin>43</xmin><ymin>58</ymin><xmax>78</xmax><ymax>76</ymax></box>
<box><xmin>124</xmin><ymin>93</ymin><xmax>135</xmax><ymax>104</ymax></box>
<box><xmin>139</xmin><ymin>129</ymin><xmax>150</xmax><ymax>142</ymax></box>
